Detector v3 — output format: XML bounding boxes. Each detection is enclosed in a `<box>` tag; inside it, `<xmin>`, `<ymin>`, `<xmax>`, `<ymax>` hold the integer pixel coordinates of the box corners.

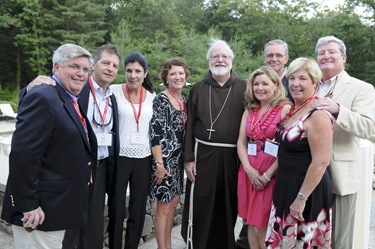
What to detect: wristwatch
<box><xmin>297</xmin><ymin>192</ymin><xmax>308</xmax><ymax>201</ymax></box>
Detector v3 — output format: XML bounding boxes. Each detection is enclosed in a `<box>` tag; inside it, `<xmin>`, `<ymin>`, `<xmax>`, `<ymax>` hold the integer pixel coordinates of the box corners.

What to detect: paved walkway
<box><xmin>1</xmin><ymin>189</ymin><xmax>375</xmax><ymax>248</ymax></box>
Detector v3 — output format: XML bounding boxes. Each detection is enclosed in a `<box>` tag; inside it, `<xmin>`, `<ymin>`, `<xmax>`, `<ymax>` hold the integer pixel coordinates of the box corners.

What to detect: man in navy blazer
<box><xmin>22</xmin><ymin>44</ymin><xmax>121</xmax><ymax>249</ymax></box>
<box><xmin>1</xmin><ymin>44</ymin><xmax>97</xmax><ymax>249</ymax></box>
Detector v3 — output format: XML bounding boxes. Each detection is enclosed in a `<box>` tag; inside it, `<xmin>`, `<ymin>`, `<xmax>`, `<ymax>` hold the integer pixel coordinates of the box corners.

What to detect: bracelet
<box><xmin>263</xmin><ymin>172</ymin><xmax>271</xmax><ymax>182</ymax></box>
<box><xmin>155</xmin><ymin>160</ymin><xmax>163</xmax><ymax>166</ymax></box>
<box><xmin>297</xmin><ymin>192</ymin><xmax>308</xmax><ymax>201</ymax></box>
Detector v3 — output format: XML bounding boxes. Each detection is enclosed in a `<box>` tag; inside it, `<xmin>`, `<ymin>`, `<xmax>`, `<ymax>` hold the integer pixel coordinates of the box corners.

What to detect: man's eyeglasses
<box><xmin>265</xmin><ymin>53</ymin><xmax>285</xmax><ymax>59</ymax></box>
<box><xmin>209</xmin><ymin>55</ymin><xmax>232</xmax><ymax>61</ymax></box>
<box><xmin>92</xmin><ymin>104</ymin><xmax>113</xmax><ymax>127</ymax></box>
<box><xmin>68</xmin><ymin>64</ymin><xmax>91</xmax><ymax>74</ymax></box>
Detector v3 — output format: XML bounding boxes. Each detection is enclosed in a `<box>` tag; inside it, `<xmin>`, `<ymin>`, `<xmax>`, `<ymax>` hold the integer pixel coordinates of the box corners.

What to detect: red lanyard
<box><xmin>279</xmin><ymin>92</ymin><xmax>316</xmax><ymax>126</ymax></box>
<box><xmin>89</xmin><ymin>77</ymin><xmax>110</xmax><ymax>129</ymax></box>
<box><xmin>168</xmin><ymin>87</ymin><xmax>187</xmax><ymax>130</ymax></box>
<box><xmin>250</xmin><ymin>105</ymin><xmax>272</xmax><ymax>131</ymax></box>
<box><xmin>126</xmin><ymin>84</ymin><xmax>143</xmax><ymax>132</ymax></box>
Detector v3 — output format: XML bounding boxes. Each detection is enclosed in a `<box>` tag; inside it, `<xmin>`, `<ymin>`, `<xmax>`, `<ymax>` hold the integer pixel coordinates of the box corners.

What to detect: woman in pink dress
<box><xmin>237</xmin><ymin>66</ymin><xmax>291</xmax><ymax>249</ymax></box>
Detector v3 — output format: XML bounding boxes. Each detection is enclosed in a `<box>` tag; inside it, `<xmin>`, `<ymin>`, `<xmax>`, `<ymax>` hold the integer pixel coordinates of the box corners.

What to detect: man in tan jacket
<box><xmin>313</xmin><ymin>35</ymin><xmax>375</xmax><ymax>249</ymax></box>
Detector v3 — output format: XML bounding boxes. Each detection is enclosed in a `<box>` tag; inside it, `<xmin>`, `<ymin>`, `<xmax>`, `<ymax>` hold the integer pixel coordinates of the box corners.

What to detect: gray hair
<box><xmin>315</xmin><ymin>36</ymin><xmax>346</xmax><ymax>55</ymax></box>
<box><xmin>264</xmin><ymin>39</ymin><xmax>289</xmax><ymax>55</ymax></box>
<box><xmin>52</xmin><ymin>44</ymin><xmax>93</xmax><ymax>73</ymax></box>
<box><xmin>206</xmin><ymin>38</ymin><xmax>235</xmax><ymax>60</ymax></box>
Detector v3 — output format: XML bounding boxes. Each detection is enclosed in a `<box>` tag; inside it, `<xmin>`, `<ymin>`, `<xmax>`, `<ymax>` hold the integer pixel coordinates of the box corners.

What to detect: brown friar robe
<box><xmin>181</xmin><ymin>70</ymin><xmax>247</xmax><ymax>249</ymax></box>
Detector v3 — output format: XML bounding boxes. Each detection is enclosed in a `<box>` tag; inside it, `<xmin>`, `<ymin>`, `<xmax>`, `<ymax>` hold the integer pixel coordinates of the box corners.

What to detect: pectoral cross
<box><xmin>207</xmin><ymin>124</ymin><xmax>215</xmax><ymax>140</ymax></box>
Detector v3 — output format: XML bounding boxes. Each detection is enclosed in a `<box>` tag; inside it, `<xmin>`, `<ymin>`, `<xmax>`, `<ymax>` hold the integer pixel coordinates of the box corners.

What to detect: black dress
<box><xmin>266</xmin><ymin>109</ymin><xmax>333</xmax><ymax>248</ymax></box>
<box><xmin>149</xmin><ymin>93</ymin><xmax>187</xmax><ymax>203</ymax></box>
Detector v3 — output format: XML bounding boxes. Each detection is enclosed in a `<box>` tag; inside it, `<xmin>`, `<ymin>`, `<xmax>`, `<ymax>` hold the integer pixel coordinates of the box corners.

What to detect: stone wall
<box><xmin>0</xmin><ymin>190</ymin><xmax>185</xmax><ymax>248</ymax></box>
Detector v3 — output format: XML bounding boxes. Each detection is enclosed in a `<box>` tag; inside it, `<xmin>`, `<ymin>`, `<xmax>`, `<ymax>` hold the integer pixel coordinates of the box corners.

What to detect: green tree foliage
<box><xmin>1</xmin><ymin>0</ymin><xmax>374</xmax><ymax>106</ymax></box>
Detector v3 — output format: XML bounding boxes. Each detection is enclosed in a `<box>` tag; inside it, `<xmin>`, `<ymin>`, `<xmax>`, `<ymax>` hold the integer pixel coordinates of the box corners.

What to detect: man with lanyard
<box><xmin>312</xmin><ymin>36</ymin><xmax>375</xmax><ymax>249</ymax></box>
<box><xmin>181</xmin><ymin>38</ymin><xmax>247</xmax><ymax>249</ymax></box>
<box><xmin>24</xmin><ymin>44</ymin><xmax>121</xmax><ymax>249</ymax></box>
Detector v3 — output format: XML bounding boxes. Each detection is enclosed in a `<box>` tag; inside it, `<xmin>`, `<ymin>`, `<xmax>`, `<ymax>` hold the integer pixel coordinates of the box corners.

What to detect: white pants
<box><xmin>12</xmin><ymin>225</ymin><xmax>65</xmax><ymax>249</ymax></box>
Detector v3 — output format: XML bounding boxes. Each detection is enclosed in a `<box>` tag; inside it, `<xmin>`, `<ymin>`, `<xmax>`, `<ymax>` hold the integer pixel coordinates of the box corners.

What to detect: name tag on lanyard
<box><xmin>131</xmin><ymin>132</ymin><xmax>148</xmax><ymax>145</ymax></box>
<box><xmin>263</xmin><ymin>139</ymin><xmax>279</xmax><ymax>157</ymax></box>
<box><xmin>247</xmin><ymin>142</ymin><xmax>257</xmax><ymax>156</ymax></box>
<box><xmin>96</xmin><ymin>133</ymin><xmax>112</xmax><ymax>146</ymax></box>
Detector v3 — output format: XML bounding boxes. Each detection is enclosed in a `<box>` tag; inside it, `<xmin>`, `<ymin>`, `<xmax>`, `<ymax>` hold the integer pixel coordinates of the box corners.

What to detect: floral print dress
<box><xmin>266</xmin><ymin>109</ymin><xmax>333</xmax><ymax>248</ymax></box>
<box><xmin>148</xmin><ymin>93</ymin><xmax>187</xmax><ymax>203</ymax></box>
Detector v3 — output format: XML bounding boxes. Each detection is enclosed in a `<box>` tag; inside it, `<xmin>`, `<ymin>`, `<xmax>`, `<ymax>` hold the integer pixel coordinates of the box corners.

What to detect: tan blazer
<box><xmin>329</xmin><ymin>71</ymin><xmax>375</xmax><ymax>196</ymax></box>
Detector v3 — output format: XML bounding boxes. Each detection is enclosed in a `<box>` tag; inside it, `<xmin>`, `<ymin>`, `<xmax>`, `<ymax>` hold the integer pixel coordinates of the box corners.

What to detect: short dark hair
<box><xmin>93</xmin><ymin>44</ymin><xmax>122</xmax><ymax>64</ymax></box>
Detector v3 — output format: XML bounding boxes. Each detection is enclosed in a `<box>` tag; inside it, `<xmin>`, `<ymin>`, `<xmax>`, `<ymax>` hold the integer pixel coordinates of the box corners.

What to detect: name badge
<box><xmin>264</xmin><ymin>139</ymin><xmax>279</xmax><ymax>157</ymax></box>
<box><xmin>247</xmin><ymin>142</ymin><xmax>257</xmax><ymax>156</ymax></box>
<box><xmin>96</xmin><ymin>134</ymin><xmax>112</xmax><ymax>146</ymax></box>
<box><xmin>131</xmin><ymin>132</ymin><xmax>148</xmax><ymax>145</ymax></box>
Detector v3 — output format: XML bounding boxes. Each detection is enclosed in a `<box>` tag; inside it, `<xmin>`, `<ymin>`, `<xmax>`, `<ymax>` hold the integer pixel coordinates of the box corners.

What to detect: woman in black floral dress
<box><xmin>149</xmin><ymin>58</ymin><xmax>189</xmax><ymax>249</ymax></box>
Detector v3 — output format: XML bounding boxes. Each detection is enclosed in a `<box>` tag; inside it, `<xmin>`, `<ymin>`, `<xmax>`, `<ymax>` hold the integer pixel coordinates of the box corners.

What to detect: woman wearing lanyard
<box><xmin>237</xmin><ymin>66</ymin><xmax>290</xmax><ymax>249</ymax></box>
<box><xmin>108</xmin><ymin>51</ymin><xmax>155</xmax><ymax>249</ymax></box>
<box><xmin>266</xmin><ymin>58</ymin><xmax>334</xmax><ymax>248</ymax></box>
<box><xmin>149</xmin><ymin>58</ymin><xmax>189</xmax><ymax>249</ymax></box>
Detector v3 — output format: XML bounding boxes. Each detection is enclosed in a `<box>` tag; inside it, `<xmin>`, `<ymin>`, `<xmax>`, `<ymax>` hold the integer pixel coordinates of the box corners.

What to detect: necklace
<box><xmin>250</xmin><ymin>105</ymin><xmax>272</xmax><ymax>132</ymax></box>
<box><xmin>167</xmin><ymin>87</ymin><xmax>187</xmax><ymax>130</ymax></box>
<box><xmin>278</xmin><ymin>92</ymin><xmax>316</xmax><ymax>128</ymax></box>
<box><xmin>207</xmin><ymin>85</ymin><xmax>232</xmax><ymax>140</ymax></box>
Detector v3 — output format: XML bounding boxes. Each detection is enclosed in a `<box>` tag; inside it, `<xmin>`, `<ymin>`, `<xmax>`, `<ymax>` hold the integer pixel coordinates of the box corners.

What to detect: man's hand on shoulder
<box><xmin>27</xmin><ymin>75</ymin><xmax>56</xmax><ymax>92</ymax></box>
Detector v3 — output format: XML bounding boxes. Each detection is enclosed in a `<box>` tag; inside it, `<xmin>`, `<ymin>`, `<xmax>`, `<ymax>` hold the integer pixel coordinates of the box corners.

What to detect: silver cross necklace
<box><xmin>207</xmin><ymin>85</ymin><xmax>232</xmax><ymax>140</ymax></box>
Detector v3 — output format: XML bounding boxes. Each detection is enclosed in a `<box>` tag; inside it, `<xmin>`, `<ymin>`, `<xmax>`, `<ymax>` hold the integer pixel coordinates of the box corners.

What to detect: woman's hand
<box><xmin>245</xmin><ymin>167</ymin><xmax>264</xmax><ymax>190</ymax></box>
<box><xmin>153</xmin><ymin>164</ymin><xmax>171</xmax><ymax>185</ymax></box>
<box><xmin>289</xmin><ymin>198</ymin><xmax>306</xmax><ymax>222</ymax></box>
<box><xmin>259</xmin><ymin>174</ymin><xmax>271</xmax><ymax>188</ymax></box>
<box><xmin>184</xmin><ymin>161</ymin><xmax>196</xmax><ymax>182</ymax></box>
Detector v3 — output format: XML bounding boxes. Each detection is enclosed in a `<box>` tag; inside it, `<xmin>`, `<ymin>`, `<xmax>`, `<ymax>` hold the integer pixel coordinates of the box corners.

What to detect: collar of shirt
<box><xmin>280</xmin><ymin>68</ymin><xmax>286</xmax><ymax>80</ymax></box>
<box><xmin>90</xmin><ymin>77</ymin><xmax>113</xmax><ymax>99</ymax></box>
<box><xmin>52</xmin><ymin>75</ymin><xmax>79</xmax><ymax>100</ymax></box>
<box><xmin>317</xmin><ymin>70</ymin><xmax>344</xmax><ymax>97</ymax></box>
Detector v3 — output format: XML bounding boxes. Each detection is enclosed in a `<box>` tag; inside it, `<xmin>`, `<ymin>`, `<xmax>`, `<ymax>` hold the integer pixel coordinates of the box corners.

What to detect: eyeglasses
<box><xmin>68</xmin><ymin>64</ymin><xmax>91</xmax><ymax>74</ymax></box>
<box><xmin>265</xmin><ymin>53</ymin><xmax>285</xmax><ymax>59</ymax></box>
<box><xmin>209</xmin><ymin>55</ymin><xmax>232</xmax><ymax>61</ymax></box>
<box><xmin>92</xmin><ymin>103</ymin><xmax>113</xmax><ymax>127</ymax></box>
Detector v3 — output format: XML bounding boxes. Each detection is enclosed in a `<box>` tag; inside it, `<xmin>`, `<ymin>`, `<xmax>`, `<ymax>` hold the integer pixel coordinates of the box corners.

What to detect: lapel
<box><xmin>55</xmin><ymin>84</ymin><xmax>92</xmax><ymax>152</ymax></box>
<box><xmin>332</xmin><ymin>71</ymin><xmax>350</xmax><ymax>101</ymax></box>
<box><xmin>79</xmin><ymin>83</ymin><xmax>91</xmax><ymax>114</ymax></box>
<box><xmin>110</xmin><ymin>94</ymin><xmax>119</xmax><ymax>133</ymax></box>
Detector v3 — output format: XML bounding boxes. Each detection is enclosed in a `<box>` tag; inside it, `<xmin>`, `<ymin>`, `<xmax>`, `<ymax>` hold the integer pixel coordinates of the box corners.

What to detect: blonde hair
<box><xmin>286</xmin><ymin>57</ymin><xmax>322</xmax><ymax>85</ymax></box>
<box><xmin>245</xmin><ymin>66</ymin><xmax>288</xmax><ymax>111</ymax></box>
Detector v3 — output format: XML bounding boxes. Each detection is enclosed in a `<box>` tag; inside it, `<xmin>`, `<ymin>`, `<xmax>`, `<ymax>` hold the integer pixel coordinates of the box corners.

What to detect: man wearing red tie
<box><xmin>1</xmin><ymin>44</ymin><xmax>98</xmax><ymax>249</ymax></box>
<box><xmin>18</xmin><ymin>44</ymin><xmax>122</xmax><ymax>249</ymax></box>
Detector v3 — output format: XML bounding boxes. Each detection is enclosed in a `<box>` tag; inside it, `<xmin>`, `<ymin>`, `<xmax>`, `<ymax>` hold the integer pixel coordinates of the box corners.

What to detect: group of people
<box><xmin>1</xmin><ymin>43</ymin><xmax>189</xmax><ymax>249</ymax></box>
<box><xmin>1</xmin><ymin>35</ymin><xmax>374</xmax><ymax>249</ymax></box>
